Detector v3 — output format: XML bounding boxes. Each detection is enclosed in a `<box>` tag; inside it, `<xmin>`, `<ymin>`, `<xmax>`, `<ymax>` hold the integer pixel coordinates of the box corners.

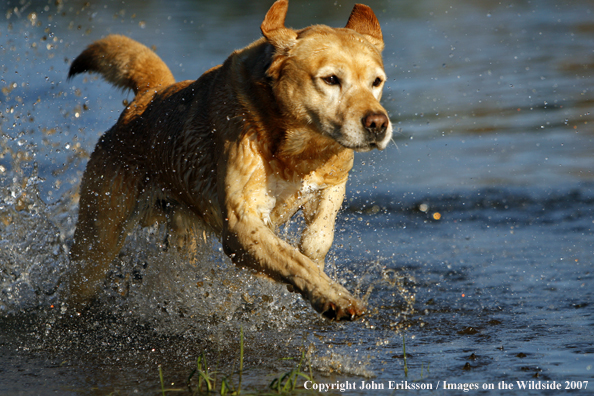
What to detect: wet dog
<box><xmin>66</xmin><ymin>0</ymin><xmax>392</xmax><ymax>320</ymax></box>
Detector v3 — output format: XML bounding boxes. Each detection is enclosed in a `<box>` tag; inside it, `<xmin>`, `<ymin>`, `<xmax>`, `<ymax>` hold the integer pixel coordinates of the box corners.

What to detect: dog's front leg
<box><xmin>299</xmin><ymin>183</ymin><xmax>346</xmax><ymax>270</ymax></box>
<box><xmin>218</xmin><ymin>138</ymin><xmax>364</xmax><ymax>320</ymax></box>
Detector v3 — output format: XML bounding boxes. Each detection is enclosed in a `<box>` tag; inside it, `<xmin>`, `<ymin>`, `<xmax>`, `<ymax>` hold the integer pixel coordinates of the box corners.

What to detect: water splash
<box><xmin>0</xmin><ymin>2</ymin><xmax>421</xmax><ymax>388</ymax></box>
<box><xmin>0</xmin><ymin>160</ymin><xmax>69</xmax><ymax>313</ymax></box>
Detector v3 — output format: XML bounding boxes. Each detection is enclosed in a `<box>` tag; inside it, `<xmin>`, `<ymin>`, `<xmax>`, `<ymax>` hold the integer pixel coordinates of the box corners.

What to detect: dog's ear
<box><xmin>261</xmin><ymin>0</ymin><xmax>297</xmax><ymax>52</ymax></box>
<box><xmin>345</xmin><ymin>4</ymin><xmax>384</xmax><ymax>52</ymax></box>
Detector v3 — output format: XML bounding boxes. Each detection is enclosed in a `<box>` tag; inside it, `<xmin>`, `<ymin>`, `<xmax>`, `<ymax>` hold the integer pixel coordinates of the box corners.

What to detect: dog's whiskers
<box><xmin>390</xmin><ymin>137</ymin><xmax>399</xmax><ymax>152</ymax></box>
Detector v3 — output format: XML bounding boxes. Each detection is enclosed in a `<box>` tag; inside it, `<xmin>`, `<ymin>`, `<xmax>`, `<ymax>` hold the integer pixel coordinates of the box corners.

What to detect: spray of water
<box><xmin>0</xmin><ymin>2</ymin><xmax>419</xmax><ymax>384</ymax></box>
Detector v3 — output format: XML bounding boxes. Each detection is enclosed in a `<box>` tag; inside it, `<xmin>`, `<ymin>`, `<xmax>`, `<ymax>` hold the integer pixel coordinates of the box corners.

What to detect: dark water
<box><xmin>1</xmin><ymin>0</ymin><xmax>593</xmax><ymax>394</ymax></box>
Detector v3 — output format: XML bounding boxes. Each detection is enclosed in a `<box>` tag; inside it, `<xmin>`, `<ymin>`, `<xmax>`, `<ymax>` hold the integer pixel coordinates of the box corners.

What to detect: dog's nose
<box><xmin>363</xmin><ymin>112</ymin><xmax>389</xmax><ymax>141</ymax></box>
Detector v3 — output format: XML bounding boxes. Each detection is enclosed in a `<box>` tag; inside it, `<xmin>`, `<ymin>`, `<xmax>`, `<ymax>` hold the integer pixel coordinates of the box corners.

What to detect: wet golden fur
<box><xmin>66</xmin><ymin>0</ymin><xmax>392</xmax><ymax>320</ymax></box>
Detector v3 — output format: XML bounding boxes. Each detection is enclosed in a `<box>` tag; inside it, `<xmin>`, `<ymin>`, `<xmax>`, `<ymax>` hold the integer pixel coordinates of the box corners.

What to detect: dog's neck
<box><xmin>271</xmin><ymin>130</ymin><xmax>354</xmax><ymax>186</ymax></box>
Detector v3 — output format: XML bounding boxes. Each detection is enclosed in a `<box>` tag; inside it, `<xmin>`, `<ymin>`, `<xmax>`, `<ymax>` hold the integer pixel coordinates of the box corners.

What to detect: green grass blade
<box><xmin>159</xmin><ymin>365</ymin><xmax>166</xmax><ymax>396</ymax></box>
<box><xmin>402</xmin><ymin>332</ymin><xmax>408</xmax><ymax>377</ymax></box>
<box><xmin>238</xmin><ymin>326</ymin><xmax>243</xmax><ymax>394</ymax></box>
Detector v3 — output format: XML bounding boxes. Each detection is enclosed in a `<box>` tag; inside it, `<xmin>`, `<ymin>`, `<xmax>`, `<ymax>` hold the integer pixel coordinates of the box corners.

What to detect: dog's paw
<box><xmin>321</xmin><ymin>299</ymin><xmax>366</xmax><ymax>321</ymax></box>
<box><xmin>309</xmin><ymin>288</ymin><xmax>366</xmax><ymax>321</ymax></box>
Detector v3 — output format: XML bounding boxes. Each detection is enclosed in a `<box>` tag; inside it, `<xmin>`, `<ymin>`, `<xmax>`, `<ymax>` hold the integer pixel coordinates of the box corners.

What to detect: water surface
<box><xmin>1</xmin><ymin>0</ymin><xmax>593</xmax><ymax>394</ymax></box>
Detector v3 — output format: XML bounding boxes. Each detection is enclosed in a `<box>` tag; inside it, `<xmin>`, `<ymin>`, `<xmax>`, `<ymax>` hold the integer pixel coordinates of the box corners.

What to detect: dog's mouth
<box><xmin>364</xmin><ymin>142</ymin><xmax>379</xmax><ymax>151</ymax></box>
<box><xmin>331</xmin><ymin>124</ymin><xmax>393</xmax><ymax>152</ymax></box>
<box><xmin>344</xmin><ymin>141</ymin><xmax>386</xmax><ymax>152</ymax></box>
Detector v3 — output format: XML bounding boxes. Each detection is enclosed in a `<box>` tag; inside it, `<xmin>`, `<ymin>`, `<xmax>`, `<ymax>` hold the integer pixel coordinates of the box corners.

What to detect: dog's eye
<box><xmin>323</xmin><ymin>75</ymin><xmax>340</xmax><ymax>86</ymax></box>
<box><xmin>372</xmin><ymin>77</ymin><xmax>383</xmax><ymax>87</ymax></box>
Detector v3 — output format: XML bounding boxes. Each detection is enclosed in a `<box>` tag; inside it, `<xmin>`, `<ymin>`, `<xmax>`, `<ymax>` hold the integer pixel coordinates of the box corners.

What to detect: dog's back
<box><xmin>69</xmin><ymin>34</ymin><xmax>228</xmax><ymax>227</ymax></box>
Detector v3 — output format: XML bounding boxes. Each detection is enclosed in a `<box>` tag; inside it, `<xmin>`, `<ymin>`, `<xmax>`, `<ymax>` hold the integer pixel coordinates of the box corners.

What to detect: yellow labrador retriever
<box><xmin>66</xmin><ymin>0</ymin><xmax>392</xmax><ymax>320</ymax></box>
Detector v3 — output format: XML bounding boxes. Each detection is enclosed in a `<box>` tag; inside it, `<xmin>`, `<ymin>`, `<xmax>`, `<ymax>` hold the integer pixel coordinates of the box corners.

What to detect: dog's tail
<box><xmin>68</xmin><ymin>34</ymin><xmax>175</xmax><ymax>96</ymax></box>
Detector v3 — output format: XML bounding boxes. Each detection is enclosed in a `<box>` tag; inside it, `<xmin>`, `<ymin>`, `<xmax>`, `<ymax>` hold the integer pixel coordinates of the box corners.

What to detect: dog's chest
<box><xmin>263</xmin><ymin>172</ymin><xmax>324</xmax><ymax>226</ymax></box>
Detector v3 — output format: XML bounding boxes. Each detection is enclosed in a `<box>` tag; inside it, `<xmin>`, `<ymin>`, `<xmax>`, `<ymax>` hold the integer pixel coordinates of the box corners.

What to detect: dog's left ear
<box><xmin>261</xmin><ymin>0</ymin><xmax>298</xmax><ymax>52</ymax></box>
<box><xmin>345</xmin><ymin>4</ymin><xmax>384</xmax><ymax>52</ymax></box>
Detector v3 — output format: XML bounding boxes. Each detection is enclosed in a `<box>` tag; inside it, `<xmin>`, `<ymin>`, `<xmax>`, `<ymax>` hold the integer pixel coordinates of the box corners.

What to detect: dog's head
<box><xmin>262</xmin><ymin>0</ymin><xmax>392</xmax><ymax>153</ymax></box>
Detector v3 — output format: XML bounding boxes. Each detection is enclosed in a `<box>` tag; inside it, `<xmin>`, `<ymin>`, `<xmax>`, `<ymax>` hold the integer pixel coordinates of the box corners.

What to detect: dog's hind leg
<box><xmin>160</xmin><ymin>203</ymin><xmax>202</xmax><ymax>263</ymax></box>
<box><xmin>66</xmin><ymin>148</ymin><xmax>142</xmax><ymax>310</ymax></box>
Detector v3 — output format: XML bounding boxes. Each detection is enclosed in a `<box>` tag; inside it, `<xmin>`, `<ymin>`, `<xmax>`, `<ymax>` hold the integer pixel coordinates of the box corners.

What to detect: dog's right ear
<box><xmin>261</xmin><ymin>0</ymin><xmax>298</xmax><ymax>52</ymax></box>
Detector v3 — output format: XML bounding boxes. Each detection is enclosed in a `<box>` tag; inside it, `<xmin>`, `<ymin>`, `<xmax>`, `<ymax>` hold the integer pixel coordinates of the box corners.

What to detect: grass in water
<box><xmin>269</xmin><ymin>350</ymin><xmax>315</xmax><ymax>393</ymax></box>
<box><xmin>158</xmin><ymin>327</ymin><xmax>314</xmax><ymax>395</ymax></box>
<box><xmin>159</xmin><ymin>364</ymin><xmax>166</xmax><ymax>396</ymax></box>
<box><xmin>398</xmin><ymin>332</ymin><xmax>431</xmax><ymax>384</ymax></box>
<box><xmin>185</xmin><ymin>342</ymin><xmax>242</xmax><ymax>395</ymax></box>
<box><xmin>402</xmin><ymin>332</ymin><xmax>408</xmax><ymax>377</ymax></box>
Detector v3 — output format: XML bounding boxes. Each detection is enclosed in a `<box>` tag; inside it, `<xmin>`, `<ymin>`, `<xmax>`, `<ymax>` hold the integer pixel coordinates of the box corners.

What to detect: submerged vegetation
<box><xmin>154</xmin><ymin>327</ymin><xmax>429</xmax><ymax>395</ymax></box>
<box><xmin>157</xmin><ymin>326</ymin><xmax>316</xmax><ymax>395</ymax></box>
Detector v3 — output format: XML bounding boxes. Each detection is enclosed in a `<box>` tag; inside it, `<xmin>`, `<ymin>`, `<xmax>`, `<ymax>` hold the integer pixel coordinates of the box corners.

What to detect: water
<box><xmin>1</xmin><ymin>0</ymin><xmax>593</xmax><ymax>394</ymax></box>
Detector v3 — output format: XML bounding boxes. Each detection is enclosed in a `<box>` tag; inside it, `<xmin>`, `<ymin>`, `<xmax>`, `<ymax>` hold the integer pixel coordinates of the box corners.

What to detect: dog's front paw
<box><xmin>309</xmin><ymin>287</ymin><xmax>366</xmax><ymax>321</ymax></box>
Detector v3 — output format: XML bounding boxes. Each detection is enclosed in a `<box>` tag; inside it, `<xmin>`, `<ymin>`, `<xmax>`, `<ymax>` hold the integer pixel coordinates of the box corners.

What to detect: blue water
<box><xmin>1</xmin><ymin>0</ymin><xmax>593</xmax><ymax>394</ymax></box>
